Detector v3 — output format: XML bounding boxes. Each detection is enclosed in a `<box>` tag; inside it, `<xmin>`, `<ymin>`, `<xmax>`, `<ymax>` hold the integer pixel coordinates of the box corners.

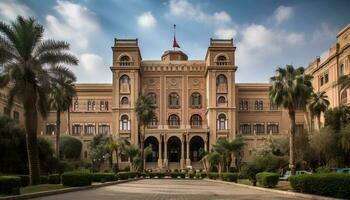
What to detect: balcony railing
<box><xmin>215</xmin><ymin>61</ymin><xmax>232</xmax><ymax>66</ymax></box>
<box><xmin>117</xmin><ymin>61</ymin><xmax>134</xmax><ymax>66</ymax></box>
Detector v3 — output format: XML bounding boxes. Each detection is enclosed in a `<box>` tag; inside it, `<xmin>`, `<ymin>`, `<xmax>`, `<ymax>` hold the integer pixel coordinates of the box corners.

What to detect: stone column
<box><xmin>163</xmin><ymin>135</ymin><xmax>168</xmax><ymax>168</ymax></box>
<box><xmin>180</xmin><ymin>135</ymin><xmax>185</xmax><ymax>169</ymax></box>
<box><xmin>186</xmin><ymin>134</ymin><xmax>191</xmax><ymax>166</ymax></box>
<box><xmin>158</xmin><ymin>135</ymin><xmax>163</xmax><ymax>168</ymax></box>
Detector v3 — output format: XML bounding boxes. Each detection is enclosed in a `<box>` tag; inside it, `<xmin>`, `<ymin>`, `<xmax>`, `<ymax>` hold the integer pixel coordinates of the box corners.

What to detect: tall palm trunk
<box><xmin>24</xmin><ymin>88</ymin><xmax>41</xmax><ymax>185</ymax></box>
<box><xmin>140</xmin><ymin>126</ymin><xmax>145</xmax><ymax>171</ymax></box>
<box><xmin>67</xmin><ymin>109</ymin><xmax>71</xmax><ymax>135</ymax></box>
<box><xmin>317</xmin><ymin>114</ymin><xmax>321</xmax><ymax>130</ymax></box>
<box><xmin>288</xmin><ymin>110</ymin><xmax>296</xmax><ymax>175</ymax></box>
<box><xmin>55</xmin><ymin>109</ymin><xmax>61</xmax><ymax>159</ymax></box>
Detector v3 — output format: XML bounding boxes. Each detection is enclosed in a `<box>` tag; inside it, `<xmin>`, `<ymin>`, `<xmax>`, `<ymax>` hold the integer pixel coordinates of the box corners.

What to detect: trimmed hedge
<box><xmin>256</xmin><ymin>172</ymin><xmax>279</xmax><ymax>188</ymax></box>
<box><xmin>48</xmin><ymin>174</ymin><xmax>61</xmax><ymax>184</ymax></box>
<box><xmin>221</xmin><ymin>173</ymin><xmax>238</xmax><ymax>182</ymax></box>
<box><xmin>129</xmin><ymin>172</ymin><xmax>139</xmax><ymax>179</ymax></box>
<box><xmin>62</xmin><ymin>172</ymin><xmax>92</xmax><ymax>187</ymax></box>
<box><xmin>208</xmin><ymin>172</ymin><xmax>219</xmax><ymax>180</ymax></box>
<box><xmin>170</xmin><ymin>172</ymin><xmax>179</xmax><ymax>178</ymax></box>
<box><xmin>188</xmin><ymin>173</ymin><xmax>195</xmax><ymax>179</ymax></box>
<box><xmin>92</xmin><ymin>173</ymin><xmax>117</xmax><ymax>182</ymax></box>
<box><xmin>289</xmin><ymin>173</ymin><xmax>350</xmax><ymax>199</ymax></box>
<box><xmin>179</xmin><ymin>172</ymin><xmax>186</xmax><ymax>179</ymax></box>
<box><xmin>0</xmin><ymin>176</ymin><xmax>21</xmax><ymax>195</ymax></box>
<box><xmin>118</xmin><ymin>172</ymin><xmax>130</xmax><ymax>180</ymax></box>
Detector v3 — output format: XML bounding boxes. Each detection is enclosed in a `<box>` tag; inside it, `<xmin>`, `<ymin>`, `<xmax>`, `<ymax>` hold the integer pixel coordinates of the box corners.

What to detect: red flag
<box><xmin>173</xmin><ymin>36</ymin><xmax>180</xmax><ymax>48</ymax></box>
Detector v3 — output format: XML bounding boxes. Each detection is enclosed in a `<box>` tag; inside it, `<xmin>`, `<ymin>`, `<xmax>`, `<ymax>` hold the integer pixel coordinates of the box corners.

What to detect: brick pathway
<box><xmin>35</xmin><ymin>179</ymin><xmax>299</xmax><ymax>200</ymax></box>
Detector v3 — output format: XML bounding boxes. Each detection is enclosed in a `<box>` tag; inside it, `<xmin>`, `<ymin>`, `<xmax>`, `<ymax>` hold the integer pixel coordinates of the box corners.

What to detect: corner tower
<box><xmin>205</xmin><ymin>39</ymin><xmax>237</xmax><ymax>146</ymax></box>
<box><xmin>111</xmin><ymin>39</ymin><xmax>142</xmax><ymax>145</ymax></box>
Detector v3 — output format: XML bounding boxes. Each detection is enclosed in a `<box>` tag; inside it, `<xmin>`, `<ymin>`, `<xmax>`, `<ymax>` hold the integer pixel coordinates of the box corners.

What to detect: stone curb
<box><xmin>203</xmin><ymin>179</ymin><xmax>339</xmax><ymax>200</ymax></box>
<box><xmin>0</xmin><ymin>178</ymin><xmax>142</xmax><ymax>200</ymax></box>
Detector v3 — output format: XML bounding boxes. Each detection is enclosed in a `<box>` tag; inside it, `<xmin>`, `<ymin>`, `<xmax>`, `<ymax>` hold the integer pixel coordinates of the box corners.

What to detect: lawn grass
<box><xmin>237</xmin><ymin>179</ymin><xmax>292</xmax><ymax>191</ymax></box>
<box><xmin>20</xmin><ymin>184</ymin><xmax>65</xmax><ymax>194</ymax></box>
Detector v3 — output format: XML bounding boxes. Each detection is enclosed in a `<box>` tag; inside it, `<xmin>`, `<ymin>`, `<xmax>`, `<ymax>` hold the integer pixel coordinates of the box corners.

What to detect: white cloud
<box><xmin>79</xmin><ymin>53</ymin><xmax>105</xmax><ymax>73</ymax></box>
<box><xmin>274</xmin><ymin>6</ymin><xmax>293</xmax><ymax>24</ymax></box>
<box><xmin>311</xmin><ymin>23</ymin><xmax>337</xmax><ymax>43</ymax></box>
<box><xmin>236</xmin><ymin>24</ymin><xmax>304</xmax><ymax>68</ymax></box>
<box><xmin>168</xmin><ymin>0</ymin><xmax>231</xmax><ymax>25</ymax></box>
<box><xmin>215</xmin><ymin>28</ymin><xmax>237</xmax><ymax>39</ymax></box>
<box><xmin>137</xmin><ymin>11</ymin><xmax>157</xmax><ymax>28</ymax></box>
<box><xmin>0</xmin><ymin>0</ymin><xmax>34</xmax><ymax>22</ymax></box>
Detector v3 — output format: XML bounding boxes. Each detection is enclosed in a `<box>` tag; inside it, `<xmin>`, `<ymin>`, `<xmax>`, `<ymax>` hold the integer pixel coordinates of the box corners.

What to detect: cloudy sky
<box><xmin>0</xmin><ymin>0</ymin><xmax>349</xmax><ymax>83</ymax></box>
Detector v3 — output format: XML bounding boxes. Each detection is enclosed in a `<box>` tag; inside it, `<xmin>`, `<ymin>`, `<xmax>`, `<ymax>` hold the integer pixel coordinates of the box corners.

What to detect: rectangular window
<box><xmin>267</xmin><ymin>123</ymin><xmax>279</xmax><ymax>134</ymax></box>
<box><xmin>255</xmin><ymin>100</ymin><xmax>263</xmax><ymax>110</ymax></box>
<box><xmin>72</xmin><ymin>124</ymin><xmax>82</xmax><ymax>135</ymax></box>
<box><xmin>13</xmin><ymin>111</ymin><xmax>19</xmax><ymax>121</ymax></box>
<box><xmin>325</xmin><ymin>73</ymin><xmax>329</xmax><ymax>83</ymax></box>
<box><xmin>73</xmin><ymin>100</ymin><xmax>79</xmax><ymax>111</ymax></box>
<box><xmin>254</xmin><ymin>123</ymin><xmax>265</xmax><ymax>134</ymax></box>
<box><xmin>100</xmin><ymin>100</ymin><xmax>109</xmax><ymax>111</ymax></box>
<box><xmin>98</xmin><ymin>124</ymin><xmax>109</xmax><ymax>135</ymax></box>
<box><xmin>320</xmin><ymin>76</ymin><xmax>324</xmax><ymax>86</ymax></box>
<box><xmin>46</xmin><ymin>124</ymin><xmax>56</xmax><ymax>135</ymax></box>
<box><xmin>85</xmin><ymin>124</ymin><xmax>95</xmax><ymax>135</ymax></box>
<box><xmin>240</xmin><ymin>123</ymin><xmax>251</xmax><ymax>134</ymax></box>
<box><xmin>87</xmin><ymin>100</ymin><xmax>96</xmax><ymax>111</ymax></box>
<box><xmin>239</xmin><ymin>100</ymin><xmax>248</xmax><ymax>111</ymax></box>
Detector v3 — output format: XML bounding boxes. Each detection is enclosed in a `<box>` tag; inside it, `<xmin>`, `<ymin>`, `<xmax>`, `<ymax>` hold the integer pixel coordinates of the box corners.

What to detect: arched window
<box><xmin>341</xmin><ymin>90</ymin><xmax>347</xmax><ymax>105</ymax></box>
<box><xmin>190</xmin><ymin>114</ymin><xmax>202</xmax><ymax>128</ymax></box>
<box><xmin>168</xmin><ymin>114</ymin><xmax>180</xmax><ymax>128</ymax></box>
<box><xmin>121</xmin><ymin>97</ymin><xmax>129</xmax><ymax>105</ymax></box>
<box><xmin>148</xmin><ymin>116</ymin><xmax>158</xmax><ymax>128</ymax></box>
<box><xmin>216</xmin><ymin>55</ymin><xmax>228</xmax><ymax>65</ymax></box>
<box><xmin>217</xmin><ymin>114</ymin><xmax>227</xmax><ymax>130</ymax></box>
<box><xmin>218</xmin><ymin>96</ymin><xmax>226</xmax><ymax>104</ymax></box>
<box><xmin>148</xmin><ymin>92</ymin><xmax>157</xmax><ymax>105</ymax></box>
<box><xmin>120</xmin><ymin>75</ymin><xmax>130</xmax><ymax>93</ymax></box>
<box><xmin>120</xmin><ymin>115</ymin><xmax>130</xmax><ymax>130</ymax></box>
<box><xmin>216</xmin><ymin>74</ymin><xmax>228</xmax><ymax>93</ymax></box>
<box><xmin>119</xmin><ymin>55</ymin><xmax>131</xmax><ymax>66</ymax></box>
<box><xmin>169</xmin><ymin>92</ymin><xmax>180</xmax><ymax>108</ymax></box>
<box><xmin>239</xmin><ymin>100</ymin><xmax>248</xmax><ymax>110</ymax></box>
<box><xmin>190</xmin><ymin>92</ymin><xmax>201</xmax><ymax>107</ymax></box>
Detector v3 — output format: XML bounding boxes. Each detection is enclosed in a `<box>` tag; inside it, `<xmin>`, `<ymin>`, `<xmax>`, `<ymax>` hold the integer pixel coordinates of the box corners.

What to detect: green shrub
<box><xmin>92</xmin><ymin>173</ymin><xmax>117</xmax><ymax>182</ymax></box>
<box><xmin>61</xmin><ymin>172</ymin><xmax>92</xmax><ymax>187</ymax></box>
<box><xmin>170</xmin><ymin>172</ymin><xmax>179</xmax><ymax>178</ymax></box>
<box><xmin>60</xmin><ymin>136</ymin><xmax>82</xmax><ymax>160</ymax></box>
<box><xmin>118</xmin><ymin>172</ymin><xmax>130</xmax><ymax>180</ymax></box>
<box><xmin>18</xmin><ymin>175</ymin><xmax>29</xmax><ymax>187</ymax></box>
<box><xmin>316</xmin><ymin>166</ymin><xmax>333</xmax><ymax>173</ymax></box>
<box><xmin>188</xmin><ymin>173</ymin><xmax>194</xmax><ymax>179</ymax></box>
<box><xmin>208</xmin><ymin>172</ymin><xmax>219</xmax><ymax>179</ymax></box>
<box><xmin>0</xmin><ymin>176</ymin><xmax>21</xmax><ymax>195</ymax></box>
<box><xmin>289</xmin><ymin>173</ymin><xmax>350</xmax><ymax>199</ymax></box>
<box><xmin>201</xmin><ymin>173</ymin><xmax>207</xmax><ymax>179</ymax></box>
<box><xmin>48</xmin><ymin>174</ymin><xmax>61</xmax><ymax>184</ymax></box>
<box><xmin>195</xmin><ymin>173</ymin><xmax>201</xmax><ymax>179</ymax></box>
<box><xmin>140</xmin><ymin>172</ymin><xmax>148</xmax><ymax>178</ymax></box>
<box><xmin>221</xmin><ymin>173</ymin><xmax>238</xmax><ymax>182</ymax></box>
<box><xmin>179</xmin><ymin>172</ymin><xmax>186</xmax><ymax>179</ymax></box>
<box><xmin>154</xmin><ymin>172</ymin><xmax>165</xmax><ymax>178</ymax></box>
<box><xmin>256</xmin><ymin>172</ymin><xmax>279</xmax><ymax>188</ymax></box>
<box><xmin>129</xmin><ymin>172</ymin><xmax>139</xmax><ymax>178</ymax></box>
<box><xmin>40</xmin><ymin>176</ymin><xmax>48</xmax><ymax>184</ymax></box>
<box><xmin>149</xmin><ymin>172</ymin><xmax>155</xmax><ymax>178</ymax></box>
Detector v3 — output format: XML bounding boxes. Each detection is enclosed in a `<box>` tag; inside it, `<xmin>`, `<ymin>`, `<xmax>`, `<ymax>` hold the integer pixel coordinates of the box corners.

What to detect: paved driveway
<box><xmin>35</xmin><ymin>179</ymin><xmax>299</xmax><ymax>200</ymax></box>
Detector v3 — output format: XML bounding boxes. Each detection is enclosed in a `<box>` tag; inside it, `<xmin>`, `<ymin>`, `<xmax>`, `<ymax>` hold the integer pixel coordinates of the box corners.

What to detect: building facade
<box><xmin>3</xmin><ymin>23</ymin><xmax>349</xmax><ymax>170</ymax></box>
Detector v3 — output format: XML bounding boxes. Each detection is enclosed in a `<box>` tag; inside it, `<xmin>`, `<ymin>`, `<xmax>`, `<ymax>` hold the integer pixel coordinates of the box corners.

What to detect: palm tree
<box><xmin>0</xmin><ymin>16</ymin><xmax>78</xmax><ymax>184</ymax></box>
<box><xmin>269</xmin><ymin>65</ymin><xmax>313</xmax><ymax>175</ymax></box>
<box><xmin>309</xmin><ymin>91</ymin><xmax>330</xmax><ymax>130</ymax></box>
<box><xmin>107</xmin><ymin>138</ymin><xmax>119</xmax><ymax>168</ymax></box>
<box><xmin>49</xmin><ymin>67</ymin><xmax>76</xmax><ymax>159</ymax></box>
<box><xmin>135</xmin><ymin>95</ymin><xmax>155</xmax><ymax>171</ymax></box>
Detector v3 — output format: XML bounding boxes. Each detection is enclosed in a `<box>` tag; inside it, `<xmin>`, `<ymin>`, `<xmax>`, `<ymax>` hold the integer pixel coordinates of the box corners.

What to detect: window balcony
<box><xmin>117</xmin><ymin>61</ymin><xmax>134</xmax><ymax>66</ymax></box>
<box><xmin>215</xmin><ymin>61</ymin><xmax>232</xmax><ymax>66</ymax></box>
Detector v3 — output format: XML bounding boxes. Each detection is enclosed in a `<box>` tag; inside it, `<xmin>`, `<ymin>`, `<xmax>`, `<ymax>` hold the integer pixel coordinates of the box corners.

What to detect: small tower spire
<box><xmin>173</xmin><ymin>24</ymin><xmax>180</xmax><ymax>50</ymax></box>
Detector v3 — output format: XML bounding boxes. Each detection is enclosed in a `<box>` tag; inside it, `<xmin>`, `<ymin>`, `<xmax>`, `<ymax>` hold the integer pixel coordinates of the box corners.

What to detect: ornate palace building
<box><xmin>2</xmin><ymin>23</ymin><xmax>349</xmax><ymax>170</ymax></box>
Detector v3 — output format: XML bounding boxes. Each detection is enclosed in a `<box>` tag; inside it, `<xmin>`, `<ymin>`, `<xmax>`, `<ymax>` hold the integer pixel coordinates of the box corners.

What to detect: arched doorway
<box><xmin>144</xmin><ymin>136</ymin><xmax>159</xmax><ymax>162</ymax></box>
<box><xmin>167</xmin><ymin>136</ymin><xmax>181</xmax><ymax>162</ymax></box>
<box><xmin>190</xmin><ymin>136</ymin><xmax>204</xmax><ymax>162</ymax></box>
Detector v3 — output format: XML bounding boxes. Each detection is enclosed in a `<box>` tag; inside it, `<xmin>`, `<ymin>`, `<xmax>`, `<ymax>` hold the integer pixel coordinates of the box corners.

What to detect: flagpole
<box><xmin>173</xmin><ymin>24</ymin><xmax>176</xmax><ymax>51</ymax></box>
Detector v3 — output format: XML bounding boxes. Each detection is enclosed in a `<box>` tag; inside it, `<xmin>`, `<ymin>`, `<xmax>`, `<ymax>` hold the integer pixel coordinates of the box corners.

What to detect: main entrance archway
<box><xmin>167</xmin><ymin>136</ymin><xmax>181</xmax><ymax>162</ymax></box>
<box><xmin>190</xmin><ymin>136</ymin><xmax>204</xmax><ymax>162</ymax></box>
<box><xmin>144</xmin><ymin>136</ymin><xmax>159</xmax><ymax>162</ymax></box>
